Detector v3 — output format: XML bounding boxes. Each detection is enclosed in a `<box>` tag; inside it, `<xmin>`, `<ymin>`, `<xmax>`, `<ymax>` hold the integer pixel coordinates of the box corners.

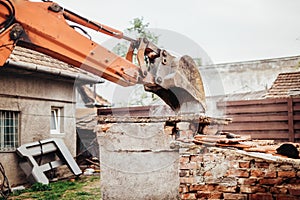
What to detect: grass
<box><xmin>6</xmin><ymin>175</ymin><xmax>101</xmax><ymax>200</ymax></box>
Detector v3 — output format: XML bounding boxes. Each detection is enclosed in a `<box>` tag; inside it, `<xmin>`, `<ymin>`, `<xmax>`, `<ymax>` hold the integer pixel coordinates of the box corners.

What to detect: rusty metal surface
<box><xmin>97</xmin><ymin>114</ymin><xmax>231</xmax><ymax>125</ymax></box>
<box><xmin>144</xmin><ymin>51</ymin><xmax>206</xmax><ymax>113</ymax></box>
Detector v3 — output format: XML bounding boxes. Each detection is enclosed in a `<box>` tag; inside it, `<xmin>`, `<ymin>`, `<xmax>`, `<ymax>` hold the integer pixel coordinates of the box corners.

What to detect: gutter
<box><xmin>6</xmin><ymin>60</ymin><xmax>104</xmax><ymax>84</ymax></box>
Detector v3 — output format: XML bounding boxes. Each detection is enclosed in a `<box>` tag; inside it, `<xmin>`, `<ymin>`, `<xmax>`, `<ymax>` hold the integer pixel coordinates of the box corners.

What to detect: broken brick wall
<box><xmin>179</xmin><ymin>146</ymin><xmax>300</xmax><ymax>200</ymax></box>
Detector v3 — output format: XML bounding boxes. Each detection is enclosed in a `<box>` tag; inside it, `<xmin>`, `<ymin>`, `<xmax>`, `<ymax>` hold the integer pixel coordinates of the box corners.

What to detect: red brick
<box><xmin>286</xmin><ymin>178</ymin><xmax>300</xmax><ymax>184</ymax></box>
<box><xmin>259</xmin><ymin>178</ymin><xmax>283</xmax><ymax>185</ymax></box>
<box><xmin>275</xmin><ymin>194</ymin><xmax>297</xmax><ymax>200</ymax></box>
<box><xmin>252</xmin><ymin>169</ymin><xmax>277</xmax><ymax>178</ymax></box>
<box><xmin>229</xmin><ymin>160</ymin><xmax>239</xmax><ymax>168</ymax></box>
<box><xmin>265</xmin><ymin>170</ymin><xmax>277</xmax><ymax>178</ymax></box>
<box><xmin>223</xmin><ymin>193</ymin><xmax>247</xmax><ymax>200</ymax></box>
<box><xmin>210</xmin><ymin>192</ymin><xmax>223</xmax><ymax>199</ymax></box>
<box><xmin>217</xmin><ymin>185</ymin><xmax>237</xmax><ymax>193</ymax></box>
<box><xmin>203</xmin><ymin>171</ymin><xmax>212</xmax><ymax>176</ymax></box>
<box><xmin>179</xmin><ymin>170</ymin><xmax>189</xmax><ymax>177</ymax></box>
<box><xmin>180</xmin><ymin>162</ymin><xmax>190</xmax><ymax>170</ymax></box>
<box><xmin>270</xmin><ymin>186</ymin><xmax>288</xmax><ymax>194</ymax></box>
<box><xmin>251</xmin><ymin>169</ymin><xmax>264</xmax><ymax>177</ymax></box>
<box><xmin>196</xmin><ymin>191</ymin><xmax>210</xmax><ymax>199</ymax></box>
<box><xmin>239</xmin><ymin>161</ymin><xmax>250</xmax><ymax>168</ymax></box>
<box><xmin>238</xmin><ymin>177</ymin><xmax>257</xmax><ymax>185</ymax></box>
<box><xmin>179</xmin><ymin>185</ymin><xmax>189</xmax><ymax>194</ymax></box>
<box><xmin>278</xmin><ymin>171</ymin><xmax>296</xmax><ymax>178</ymax></box>
<box><xmin>280</xmin><ymin>165</ymin><xmax>293</xmax><ymax>171</ymax></box>
<box><xmin>190</xmin><ymin>155</ymin><xmax>203</xmax><ymax>162</ymax></box>
<box><xmin>180</xmin><ymin>193</ymin><xmax>197</xmax><ymax>200</ymax></box>
<box><xmin>180</xmin><ymin>177</ymin><xmax>196</xmax><ymax>184</ymax></box>
<box><xmin>226</xmin><ymin>169</ymin><xmax>249</xmax><ymax>178</ymax></box>
<box><xmin>240</xmin><ymin>185</ymin><xmax>266</xmax><ymax>193</ymax></box>
<box><xmin>297</xmin><ymin>171</ymin><xmax>300</xmax><ymax>178</ymax></box>
<box><xmin>190</xmin><ymin>184</ymin><xmax>216</xmax><ymax>192</ymax></box>
<box><xmin>288</xmin><ymin>187</ymin><xmax>300</xmax><ymax>196</ymax></box>
<box><xmin>180</xmin><ymin>156</ymin><xmax>190</xmax><ymax>163</ymax></box>
<box><xmin>189</xmin><ymin>184</ymin><xmax>205</xmax><ymax>192</ymax></box>
<box><xmin>255</xmin><ymin>161</ymin><xmax>269</xmax><ymax>168</ymax></box>
<box><xmin>249</xmin><ymin>193</ymin><xmax>272</xmax><ymax>200</ymax></box>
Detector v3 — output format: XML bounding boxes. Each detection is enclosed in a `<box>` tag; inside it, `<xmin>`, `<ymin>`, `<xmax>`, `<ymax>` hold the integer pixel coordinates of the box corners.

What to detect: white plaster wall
<box><xmin>0</xmin><ymin>71</ymin><xmax>77</xmax><ymax>186</ymax></box>
<box><xmin>200</xmin><ymin>56</ymin><xmax>300</xmax><ymax>97</ymax></box>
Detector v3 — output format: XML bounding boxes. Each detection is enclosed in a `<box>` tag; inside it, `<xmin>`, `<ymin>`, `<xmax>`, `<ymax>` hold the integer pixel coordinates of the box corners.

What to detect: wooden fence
<box><xmin>217</xmin><ymin>97</ymin><xmax>300</xmax><ymax>142</ymax></box>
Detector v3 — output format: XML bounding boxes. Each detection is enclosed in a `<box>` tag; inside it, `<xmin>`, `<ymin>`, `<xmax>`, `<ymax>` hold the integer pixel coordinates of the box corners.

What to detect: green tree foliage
<box><xmin>112</xmin><ymin>17</ymin><xmax>159</xmax><ymax>58</ymax></box>
<box><xmin>112</xmin><ymin>17</ymin><xmax>161</xmax><ymax>106</ymax></box>
<box><xmin>127</xmin><ymin>17</ymin><xmax>159</xmax><ymax>44</ymax></box>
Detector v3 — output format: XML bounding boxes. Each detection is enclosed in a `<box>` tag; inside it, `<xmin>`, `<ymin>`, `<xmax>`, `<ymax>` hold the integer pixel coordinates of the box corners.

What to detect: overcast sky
<box><xmin>50</xmin><ymin>0</ymin><xmax>300</xmax><ymax>103</ymax></box>
<box><xmin>54</xmin><ymin>0</ymin><xmax>300</xmax><ymax>64</ymax></box>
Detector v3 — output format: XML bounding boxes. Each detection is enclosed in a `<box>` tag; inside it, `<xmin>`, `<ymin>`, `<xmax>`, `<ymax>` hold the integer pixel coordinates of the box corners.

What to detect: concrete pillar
<box><xmin>97</xmin><ymin>121</ymin><xmax>179</xmax><ymax>200</ymax></box>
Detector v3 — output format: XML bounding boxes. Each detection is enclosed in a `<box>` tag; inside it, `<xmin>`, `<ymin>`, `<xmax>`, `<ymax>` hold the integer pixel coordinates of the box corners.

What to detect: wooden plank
<box><xmin>293</xmin><ymin>105</ymin><xmax>300</xmax><ymax>111</ymax></box>
<box><xmin>221</xmin><ymin>122</ymin><xmax>288</xmax><ymax>131</ymax></box>
<box><xmin>294</xmin><ymin>116</ymin><xmax>300</xmax><ymax>120</ymax></box>
<box><xmin>251</xmin><ymin>133</ymin><xmax>288</xmax><ymax>140</ymax></box>
<box><xmin>225</xmin><ymin>105</ymin><xmax>287</xmax><ymax>115</ymax></box>
<box><xmin>288</xmin><ymin>97</ymin><xmax>295</xmax><ymax>142</ymax></box>
<box><xmin>294</xmin><ymin>123</ymin><xmax>300</xmax><ymax>130</ymax></box>
<box><xmin>217</xmin><ymin>98</ymin><xmax>288</xmax><ymax>107</ymax></box>
<box><xmin>292</xmin><ymin>98</ymin><xmax>300</xmax><ymax>103</ymax></box>
<box><xmin>227</xmin><ymin>115</ymin><xmax>288</xmax><ymax>123</ymax></box>
<box><xmin>219</xmin><ymin>130</ymin><xmax>289</xmax><ymax>140</ymax></box>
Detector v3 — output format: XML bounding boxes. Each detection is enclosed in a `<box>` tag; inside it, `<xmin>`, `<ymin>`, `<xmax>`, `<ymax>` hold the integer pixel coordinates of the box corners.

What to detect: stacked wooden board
<box><xmin>193</xmin><ymin>132</ymin><xmax>300</xmax><ymax>159</ymax></box>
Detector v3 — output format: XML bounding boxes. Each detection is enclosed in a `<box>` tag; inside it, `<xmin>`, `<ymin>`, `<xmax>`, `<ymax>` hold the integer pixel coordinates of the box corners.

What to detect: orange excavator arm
<box><xmin>0</xmin><ymin>0</ymin><xmax>206</xmax><ymax>112</ymax></box>
<box><xmin>0</xmin><ymin>0</ymin><xmax>143</xmax><ymax>86</ymax></box>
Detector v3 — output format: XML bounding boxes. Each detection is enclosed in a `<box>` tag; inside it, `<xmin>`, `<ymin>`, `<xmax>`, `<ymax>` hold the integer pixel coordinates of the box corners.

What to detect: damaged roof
<box><xmin>77</xmin><ymin>85</ymin><xmax>111</xmax><ymax>107</ymax></box>
<box><xmin>7</xmin><ymin>46</ymin><xmax>103</xmax><ymax>83</ymax></box>
<box><xmin>266</xmin><ymin>71</ymin><xmax>300</xmax><ymax>98</ymax></box>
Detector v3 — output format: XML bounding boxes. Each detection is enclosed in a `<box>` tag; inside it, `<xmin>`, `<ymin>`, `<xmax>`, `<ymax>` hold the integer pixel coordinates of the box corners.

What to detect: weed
<box><xmin>8</xmin><ymin>176</ymin><xmax>100</xmax><ymax>200</ymax></box>
<box><xmin>30</xmin><ymin>182</ymin><xmax>52</xmax><ymax>192</ymax></box>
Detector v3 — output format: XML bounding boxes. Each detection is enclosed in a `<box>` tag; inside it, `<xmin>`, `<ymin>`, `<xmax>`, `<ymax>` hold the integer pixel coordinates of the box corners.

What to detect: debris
<box><xmin>16</xmin><ymin>138</ymin><xmax>82</xmax><ymax>184</ymax></box>
<box><xmin>276</xmin><ymin>143</ymin><xmax>300</xmax><ymax>159</ymax></box>
<box><xmin>193</xmin><ymin>131</ymin><xmax>300</xmax><ymax>160</ymax></box>
<box><xmin>0</xmin><ymin>162</ymin><xmax>10</xmax><ymax>199</ymax></box>
<box><xmin>83</xmin><ymin>168</ymin><xmax>95</xmax><ymax>176</ymax></box>
<box><xmin>11</xmin><ymin>186</ymin><xmax>25</xmax><ymax>193</ymax></box>
<box><xmin>193</xmin><ymin>134</ymin><xmax>250</xmax><ymax>145</ymax></box>
<box><xmin>85</xmin><ymin>158</ymin><xmax>100</xmax><ymax>167</ymax></box>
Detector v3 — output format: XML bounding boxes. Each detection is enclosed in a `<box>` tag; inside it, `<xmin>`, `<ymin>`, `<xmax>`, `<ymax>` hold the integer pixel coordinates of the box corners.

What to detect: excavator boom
<box><xmin>0</xmin><ymin>0</ymin><xmax>206</xmax><ymax>113</ymax></box>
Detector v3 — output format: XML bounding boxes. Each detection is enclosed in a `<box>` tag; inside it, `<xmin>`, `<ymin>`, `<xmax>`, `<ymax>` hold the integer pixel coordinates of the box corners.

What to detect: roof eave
<box><xmin>7</xmin><ymin>60</ymin><xmax>104</xmax><ymax>84</ymax></box>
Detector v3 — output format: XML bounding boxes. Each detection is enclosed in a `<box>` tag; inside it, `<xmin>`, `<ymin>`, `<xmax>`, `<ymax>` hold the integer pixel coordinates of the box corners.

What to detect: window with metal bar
<box><xmin>0</xmin><ymin>111</ymin><xmax>19</xmax><ymax>151</ymax></box>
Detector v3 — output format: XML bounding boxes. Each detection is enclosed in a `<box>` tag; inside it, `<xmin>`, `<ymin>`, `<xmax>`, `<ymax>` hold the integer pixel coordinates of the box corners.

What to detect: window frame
<box><xmin>50</xmin><ymin>107</ymin><xmax>63</xmax><ymax>135</ymax></box>
<box><xmin>0</xmin><ymin>110</ymin><xmax>20</xmax><ymax>152</ymax></box>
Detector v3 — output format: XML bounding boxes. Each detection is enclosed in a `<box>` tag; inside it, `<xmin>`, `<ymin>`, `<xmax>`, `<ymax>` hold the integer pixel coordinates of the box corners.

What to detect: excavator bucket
<box><xmin>144</xmin><ymin>51</ymin><xmax>206</xmax><ymax>113</ymax></box>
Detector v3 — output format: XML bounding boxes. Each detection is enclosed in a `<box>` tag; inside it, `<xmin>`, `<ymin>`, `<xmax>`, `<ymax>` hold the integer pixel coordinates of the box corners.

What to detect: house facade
<box><xmin>0</xmin><ymin>47</ymin><xmax>101</xmax><ymax>186</ymax></box>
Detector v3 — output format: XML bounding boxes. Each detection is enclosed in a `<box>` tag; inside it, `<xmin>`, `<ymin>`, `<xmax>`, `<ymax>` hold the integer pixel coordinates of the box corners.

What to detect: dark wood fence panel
<box><xmin>217</xmin><ymin>97</ymin><xmax>300</xmax><ymax>142</ymax></box>
<box><xmin>294</xmin><ymin>98</ymin><xmax>300</xmax><ymax>142</ymax></box>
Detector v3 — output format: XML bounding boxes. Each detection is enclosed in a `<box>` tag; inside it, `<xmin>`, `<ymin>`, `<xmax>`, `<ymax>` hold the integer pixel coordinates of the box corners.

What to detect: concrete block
<box><xmin>176</xmin><ymin>122</ymin><xmax>190</xmax><ymax>131</ymax></box>
<box><xmin>98</xmin><ymin>122</ymin><xmax>179</xmax><ymax>200</ymax></box>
